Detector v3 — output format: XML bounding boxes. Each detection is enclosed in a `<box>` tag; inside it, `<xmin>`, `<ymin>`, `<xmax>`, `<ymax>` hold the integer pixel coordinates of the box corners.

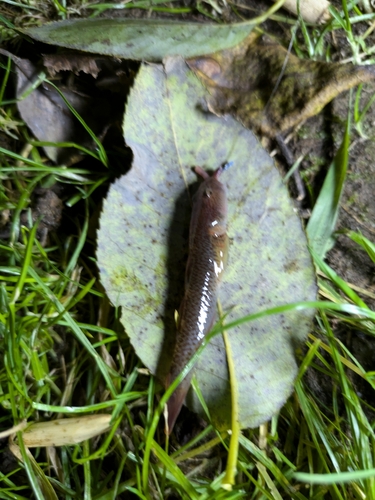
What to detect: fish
<box><xmin>166</xmin><ymin>165</ymin><xmax>229</xmax><ymax>433</ymax></box>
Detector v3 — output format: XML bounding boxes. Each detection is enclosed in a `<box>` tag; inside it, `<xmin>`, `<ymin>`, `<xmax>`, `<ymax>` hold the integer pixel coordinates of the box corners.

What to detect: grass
<box><xmin>1</xmin><ymin>0</ymin><xmax>375</xmax><ymax>498</ymax></box>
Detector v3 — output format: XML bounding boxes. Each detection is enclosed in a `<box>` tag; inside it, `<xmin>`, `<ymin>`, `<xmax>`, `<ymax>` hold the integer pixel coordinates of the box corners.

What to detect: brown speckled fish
<box><xmin>166</xmin><ymin>165</ymin><xmax>229</xmax><ymax>433</ymax></box>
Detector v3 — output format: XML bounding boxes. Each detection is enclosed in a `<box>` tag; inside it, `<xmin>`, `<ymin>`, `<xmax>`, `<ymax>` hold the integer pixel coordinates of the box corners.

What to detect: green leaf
<box><xmin>97</xmin><ymin>57</ymin><xmax>317</xmax><ymax>430</ymax></box>
<box><xmin>306</xmin><ymin>111</ymin><xmax>350</xmax><ymax>259</ymax></box>
<box><xmin>23</xmin><ymin>19</ymin><xmax>254</xmax><ymax>61</ymax></box>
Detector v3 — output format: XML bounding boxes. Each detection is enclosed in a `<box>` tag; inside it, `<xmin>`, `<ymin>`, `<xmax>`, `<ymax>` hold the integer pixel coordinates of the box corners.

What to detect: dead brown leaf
<box><xmin>188</xmin><ymin>32</ymin><xmax>375</xmax><ymax>138</ymax></box>
<box><xmin>43</xmin><ymin>53</ymin><xmax>100</xmax><ymax>78</ymax></box>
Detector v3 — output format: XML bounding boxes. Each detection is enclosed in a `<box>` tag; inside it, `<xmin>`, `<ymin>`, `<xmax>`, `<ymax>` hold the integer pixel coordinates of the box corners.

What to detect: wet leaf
<box><xmin>8</xmin><ymin>51</ymin><xmax>122</xmax><ymax>165</ymax></box>
<box><xmin>23</xmin><ymin>19</ymin><xmax>254</xmax><ymax>62</ymax></box>
<box><xmin>97</xmin><ymin>57</ymin><xmax>317</xmax><ymax>430</ymax></box>
<box><xmin>188</xmin><ymin>32</ymin><xmax>375</xmax><ymax>138</ymax></box>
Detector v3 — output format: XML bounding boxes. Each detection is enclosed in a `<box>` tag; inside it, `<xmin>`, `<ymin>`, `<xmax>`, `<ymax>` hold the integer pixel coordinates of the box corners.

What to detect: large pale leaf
<box><xmin>97</xmin><ymin>57</ymin><xmax>317</xmax><ymax>430</ymax></box>
<box><xmin>23</xmin><ymin>19</ymin><xmax>253</xmax><ymax>61</ymax></box>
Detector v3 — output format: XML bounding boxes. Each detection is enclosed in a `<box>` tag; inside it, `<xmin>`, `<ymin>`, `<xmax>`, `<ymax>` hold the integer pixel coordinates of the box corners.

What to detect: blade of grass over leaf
<box><xmin>207</xmin><ymin>301</ymin><xmax>375</xmax><ymax>336</ymax></box>
<box><xmin>142</xmin><ymin>337</ymin><xmax>209</xmax><ymax>494</ymax></box>
<box><xmin>306</xmin><ymin>100</ymin><xmax>351</xmax><ymax>258</ymax></box>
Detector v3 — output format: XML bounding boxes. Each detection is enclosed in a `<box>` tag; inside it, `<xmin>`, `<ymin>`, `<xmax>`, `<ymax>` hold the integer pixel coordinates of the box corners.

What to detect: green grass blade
<box><xmin>64</xmin><ymin>200</ymin><xmax>89</xmax><ymax>275</ymax></box>
<box><xmin>306</xmin><ymin>104</ymin><xmax>351</xmax><ymax>258</ymax></box>
<box><xmin>344</xmin><ymin>230</ymin><xmax>375</xmax><ymax>263</ymax></box>
<box><xmin>150</xmin><ymin>440</ymin><xmax>199</xmax><ymax>499</ymax></box>
<box><xmin>26</xmin><ymin>267</ymin><xmax>118</xmax><ymax>396</ymax></box>
<box><xmin>294</xmin><ymin>468</ymin><xmax>375</xmax><ymax>484</ymax></box>
<box><xmin>14</xmin><ymin>435</ymin><xmax>53</xmax><ymax>500</ymax></box>
<box><xmin>10</xmin><ymin>223</ymin><xmax>39</xmax><ymax>304</ymax></box>
<box><xmin>311</xmin><ymin>248</ymin><xmax>369</xmax><ymax>308</ymax></box>
<box><xmin>221</xmin><ymin>304</ymin><xmax>240</xmax><ymax>491</ymax></box>
<box><xmin>41</xmin><ymin>80</ymin><xmax>108</xmax><ymax>167</ymax></box>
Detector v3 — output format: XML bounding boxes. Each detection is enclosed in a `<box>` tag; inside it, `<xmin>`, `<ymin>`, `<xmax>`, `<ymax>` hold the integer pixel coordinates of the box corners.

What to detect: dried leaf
<box><xmin>97</xmin><ymin>57</ymin><xmax>317</xmax><ymax>430</ymax></box>
<box><xmin>22</xmin><ymin>415</ymin><xmax>111</xmax><ymax>447</ymax></box>
<box><xmin>279</xmin><ymin>0</ymin><xmax>331</xmax><ymax>23</ymax></box>
<box><xmin>43</xmin><ymin>53</ymin><xmax>100</xmax><ymax>78</ymax></box>
<box><xmin>188</xmin><ymin>32</ymin><xmax>375</xmax><ymax>137</ymax></box>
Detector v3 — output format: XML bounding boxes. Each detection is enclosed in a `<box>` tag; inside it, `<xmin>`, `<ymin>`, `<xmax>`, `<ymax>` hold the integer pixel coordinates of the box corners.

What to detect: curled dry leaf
<box><xmin>188</xmin><ymin>32</ymin><xmax>375</xmax><ymax>138</ymax></box>
<box><xmin>21</xmin><ymin>415</ymin><xmax>112</xmax><ymax>447</ymax></box>
<box><xmin>43</xmin><ymin>53</ymin><xmax>100</xmax><ymax>78</ymax></box>
<box><xmin>0</xmin><ymin>420</ymin><xmax>27</xmax><ymax>439</ymax></box>
<box><xmin>97</xmin><ymin>57</ymin><xmax>317</xmax><ymax>430</ymax></box>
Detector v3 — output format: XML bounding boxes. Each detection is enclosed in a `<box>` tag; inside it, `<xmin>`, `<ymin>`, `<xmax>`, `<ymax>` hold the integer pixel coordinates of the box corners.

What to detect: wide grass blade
<box><xmin>306</xmin><ymin>104</ymin><xmax>350</xmax><ymax>258</ymax></box>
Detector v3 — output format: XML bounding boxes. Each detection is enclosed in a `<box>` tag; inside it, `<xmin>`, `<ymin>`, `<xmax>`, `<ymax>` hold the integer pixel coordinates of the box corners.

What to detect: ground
<box><xmin>1</xmin><ymin>1</ymin><xmax>375</xmax><ymax>498</ymax></box>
